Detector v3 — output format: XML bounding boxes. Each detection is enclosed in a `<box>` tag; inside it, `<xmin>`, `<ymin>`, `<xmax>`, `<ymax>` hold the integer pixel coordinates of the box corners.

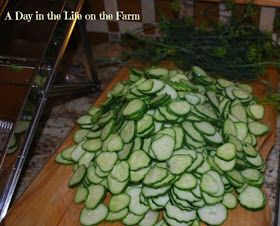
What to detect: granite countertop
<box><xmin>12</xmin><ymin>43</ymin><xmax>280</xmax><ymax>224</ymax></box>
<box><xmin>265</xmin><ymin>115</ymin><xmax>280</xmax><ymax>223</ymax></box>
<box><xmin>14</xmin><ymin>62</ymin><xmax>121</xmax><ymax>199</ymax></box>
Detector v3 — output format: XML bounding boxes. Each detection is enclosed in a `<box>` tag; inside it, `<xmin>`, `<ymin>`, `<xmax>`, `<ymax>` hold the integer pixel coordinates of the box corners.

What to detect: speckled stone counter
<box><xmin>13</xmin><ymin>64</ymin><xmax>121</xmax><ymax>199</ymax></box>
<box><xmin>265</xmin><ymin>115</ymin><xmax>280</xmax><ymax>224</ymax></box>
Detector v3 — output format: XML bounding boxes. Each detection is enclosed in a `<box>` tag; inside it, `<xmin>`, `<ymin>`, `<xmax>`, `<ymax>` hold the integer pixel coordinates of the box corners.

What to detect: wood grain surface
<box><xmin>2</xmin><ymin>65</ymin><xmax>279</xmax><ymax>226</ymax></box>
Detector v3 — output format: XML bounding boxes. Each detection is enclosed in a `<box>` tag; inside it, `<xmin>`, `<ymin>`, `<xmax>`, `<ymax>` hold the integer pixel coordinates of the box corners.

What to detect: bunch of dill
<box><xmin>122</xmin><ymin>2</ymin><xmax>280</xmax><ymax>81</ymax></box>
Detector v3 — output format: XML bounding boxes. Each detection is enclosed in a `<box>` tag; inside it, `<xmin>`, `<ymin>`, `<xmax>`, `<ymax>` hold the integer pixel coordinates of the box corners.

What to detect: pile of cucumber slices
<box><xmin>56</xmin><ymin>66</ymin><xmax>270</xmax><ymax>226</ymax></box>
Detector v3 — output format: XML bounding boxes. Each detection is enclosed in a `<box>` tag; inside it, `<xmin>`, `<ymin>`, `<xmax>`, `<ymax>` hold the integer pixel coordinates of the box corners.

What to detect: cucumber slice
<box><xmin>200</xmin><ymin>172</ymin><xmax>219</xmax><ymax>195</ymax></box>
<box><xmin>151</xmin><ymin>173</ymin><xmax>177</xmax><ymax>188</ymax></box>
<box><xmin>231</xmin><ymin>103</ymin><xmax>247</xmax><ymax>123</ymax></box>
<box><xmin>239</xmin><ymin>186</ymin><xmax>266</xmax><ymax>210</ymax></box>
<box><xmin>202</xmin><ymin>192</ymin><xmax>223</xmax><ymax>205</ymax></box>
<box><xmin>87</xmin><ymin>166</ymin><xmax>103</xmax><ymax>184</ymax></box>
<box><xmin>80</xmin><ymin>204</ymin><xmax>108</xmax><ymax>226</ymax></box>
<box><xmin>175</xmin><ymin>173</ymin><xmax>197</xmax><ymax>190</ymax></box>
<box><xmin>235</xmin><ymin>122</ymin><xmax>248</xmax><ymax>141</ymax></box>
<box><xmin>147</xmin><ymin>67</ymin><xmax>169</xmax><ymax>77</ymax></box>
<box><xmin>225</xmin><ymin>86</ymin><xmax>237</xmax><ymax>100</ymax></box>
<box><xmin>217</xmin><ymin>78</ymin><xmax>234</xmax><ymax>88</ymax></box>
<box><xmin>123</xmin><ymin>212</ymin><xmax>144</xmax><ymax>225</ymax></box>
<box><xmin>142</xmin><ymin>185</ymin><xmax>171</xmax><ymax>198</ymax></box>
<box><xmin>203</xmin><ymin>170</ymin><xmax>224</xmax><ymax>197</ymax></box>
<box><xmin>82</xmin><ymin>138</ymin><xmax>102</xmax><ymax>152</ymax></box>
<box><xmin>106</xmin><ymin>208</ymin><xmax>129</xmax><ymax>221</ymax></box>
<box><xmin>152</xmin><ymin>194</ymin><xmax>170</xmax><ymax>207</ymax></box>
<box><xmin>196</xmin><ymin>160</ymin><xmax>211</xmax><ymax>174</ymax></box>
<box><xmin>241</xmin><ymin>168</ymin><xmax>261</xmax><ymax>182</ymax></box>
<box><xmin>118</xmin><ymin>142</ymin><xmax>133</xmax><ymax>160</ymax></box>
<box><xmin>233</xmin><ymin>88</ymin><xmax>250</xmax><ymax>100</ymax></box>
<box><xmin>61</xmin><ymin>144</ymin><xmax>77</xmax><ymax>161</ymax></box>
<box><xmin>185</xmin><ymin>93</ymin><xmax>201</xmax><ymax>105</ymax></box>
<box><xmin>120</xmin><ymin>120</ymin><xmax>135</xmax><ymax>143</ymax></box>
<box><xmin>247</xmin><ymin>104</ymin><xmax>264</xmax><ymax>120</ymax></box>
<box><xmin>163</xmin><ymin>211</ymin><xmax>190</xmax><ymax>226</ymax></box>
<box><xmin>71</xmin><ymin>141</ymin><xmax>86</xmax><ymax>162</ymax></box>
<box><xmin>186</xmin><ymin>153</ymin><xmax>204</xmax><ymax>172</ymax></box>
<box><xmin>137</xmin><ymin>115</ymin><xmax>154</xmax><ymax>134</ymax></box>
<box><xmin>106</xmin><ymin>134</ymin><xmax>123</xmax><ymax>152</ymax></box>
<box><xmin>74</xmin><ymin>129</ymin><xmax>89</xmax><ymax>143</ymax></box>
<box><xmin>87</xmin><ymin>130</ymin><xmax>101</xmax><ymax>139</ymax></box>
<box><xmin>246</xmin><ymin>154</ymin><xmax>263</xmax><ymax>167</ymax></box>
<box><xmin>96</xmin><ymin>152</ymin><xmax>118</xmax><ymax>172</ymax></box>
<box><xmin>111</xmin><ymin>82</ymin><xmax>125</xmax><ymax>96</ymax></box>
<box><xmin>122</xmin><ymin>99</ymin><xmax>146</xmax><ymax>118</ymax></box>
<box><xmin>198</xmin><ymin>204</ymin><xmax>227</xmax><ymax>225</ymax></box>
<box><xmin>145</xmin><ymin>79</ymin><xmax>165</xmax><ymax>94</ymax></box>
<box><xmin>74</xmin><ymin>186</ymin><xmax>88</xmax><ymax>203</ymax></box>
<box><xmin>80</xmin><ymin>124</ymin><xmax>93</xmax><ymax>129</ymax></box>
<box><xmin>55</xmin><ymin>153</ymin><xmax>74</xmax><ymax>165</ymax></box>
<box><xmin>195</xmin><ymin>104</ymin><xmax>218</xmax><ymax>121</ymax></box>
<box><xmin>150</xmin><ymin>94</ymin><xmax>170</xmax><ymax>108</ymax></box>
<box><xmin>182</xmin><ymin>121</ymin><xmax>204</xmax><ymax>143</ymax></box>
<box><xmin>248</xmin><ymin>121</ymin><xmax>270</xmax><ymax>136</ymax></box>
<box><xmin>158</xmin><ymin>127</ymin><xmax>176</xmax><ymax>138</ymax></box>
<box><xmin>78</xmin><ymin>152</ymin><xmax>95</xmax><ymax>167</ymax></box>
<box><xmin>108</xmin><ymin>174</ymin><xmax>128</xmax><ymax>194</ymax></box>
<box><xmin>207</xmin><ymin>91</ymin><xmax>220</xmax><ymax>109</ymax></box>
<box><xmin>222</xmin><ymin>193</ymin><xmax>237</xmax><ymax>209</ymax></box>
<box><xmin>128</xmin><ymin>150</ymin><xmax>151</xmax><ymax>171</ymax></box>
<box><xmin>77</xmin><ymin>115</ymin><xmax>92</xmax><ymax>125</ymax></box>
<box><xmin>143</xmin><ymin>166</ymin><xmax>168</xmax><ymax>186</ymax></box>
<box><xmin>169</xmin><ymin>190</ymin><xmax>193</xmax><ymax>209</ymax></box>
<box><xmin>100</xmin><ymin>119</ymin><xmax>115</xmax><ymax>140</ymax></box>
<box><xmin>69</xmin><ymin>165</ymin><xmax>86</xmax><ymax>187</ymax></box>
<box><xmin>165</xmin><ymin>201</ymin><xmax>197</xmax><ymax>223</ymax></box>
<box><xmin>225</xmin><ymin>170</ymin><xmax>244</xmax><ymax>187</ymax></box>
<box><xmin>216</xmin><ymin>143</ymin><xmax>236</xmax><ymax>161</ymax></box>
<box><xmin>153</xmin><ymin>109</ymin><xmax>166</xmax><ymax>121</ymax></box>
<box><xmin>194</xmin><ymin>121</ymin><xmax>216</xmax><ymax>136</ymax></box>
<box><xmin>133</xmin><ymin>137</ymin><xmax>143</xmax><ymax>151</ymax></box>
<box><xmin>139</xmin><ymin>210</ymin><xmax>160</xmax><ymax>226</ymax></box>
<box><xmin>168</xmin><ymin>154</ymin><xmax>193</xmax><ymax>175</ymax></box>
<box><xmin>173</xmin><ymin>187</ymin><xmax>200</xmax><ymax>202</ymax></box>
<box><xmin>214</xmin><ymin>156</ymin><xmax>236</xmax><ymax>172</ymax></box>
<box><xmin>127</xmin><ymin>187</ymin><xmax>149</xmax><ymax>215</ymax></box>
<box><xmin>85</xmin><ymin>184</ymin><xmax>105</xmax><ymax>209</ymax></box>
<box><xmin>226</xmin><ymin>135</ymin><xmax>243</xmax><ymax>152</ymax></box>
<box><xmin>98</xmin><ymin>110</ymin><xmax>114</xmax><ymax>126</ymax></box>
<box><xmin>223</xmin><ymin>119</ymin><xmax>237</xmax><ymax>136</ymax></box>
<box><xmin>94</xmin><ymin>168</ymin><xmax>107</xmax><ymax>179</ymax></box>
<box><xmin>243</xmin><ymin>143</ymin><xmax>257</xmax><ymax>157</ymax></box>
<box><xmin>174</xmin><ymin>126</ymin><xmax>184</xmax><ymax>149</ymax></box>
<box><xmin>170</xmin><ymin>73</ymin><xmax>188</xmax><ymax>82</ymax></box>
<box><xmin>157</xmin><ymin>84</ymin><xmax>178</xmax><ymax>99</ymax></box>
<box><xmin>151</xmin><ymin>134</ymin><xmax>175</xmax><ymax>161</ymax></box>
<box><xmin>130</xmin><ymin>167</ymin><xmax>150</xmax><ymax>183</ymax></box>
<box><xmin>111</xmin><ymin>161</ymin><xmax>129</xmax><ymax>182</ymax></box>
<box><xmin>138</xmin><ymin>79</ymin><xmax>154</xmax><ymax>92</ymax></box>
<box><xmin>203</xmin><ymin>132</ymin><xmax>223</xmax><ymax>144</ymax></box>
<box><xmin>185</xmin><ymin>135</ymin><xmax>205</xmax><ymax>149</ymax></box>
<box><xmin>159</xmin><ymin>106</ymin><xmax>178</xmax><ymax>121</ymax></box>
<box><xmin>109</xmin><ymin>193</ymin><xmax>130</xmax><ymax>212</ymax></box>
<box><xmin>168</xmin><ymin>100</ymin><xmax>191</xmax><ymax>116</ymax></box>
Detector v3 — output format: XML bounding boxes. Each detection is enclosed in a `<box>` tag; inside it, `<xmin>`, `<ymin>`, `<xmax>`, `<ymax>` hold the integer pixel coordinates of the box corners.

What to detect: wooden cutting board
<box><xmin>2</xmin><ymin>65</ymin><xmax>279</xmax><ymax>226</ymax></box>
